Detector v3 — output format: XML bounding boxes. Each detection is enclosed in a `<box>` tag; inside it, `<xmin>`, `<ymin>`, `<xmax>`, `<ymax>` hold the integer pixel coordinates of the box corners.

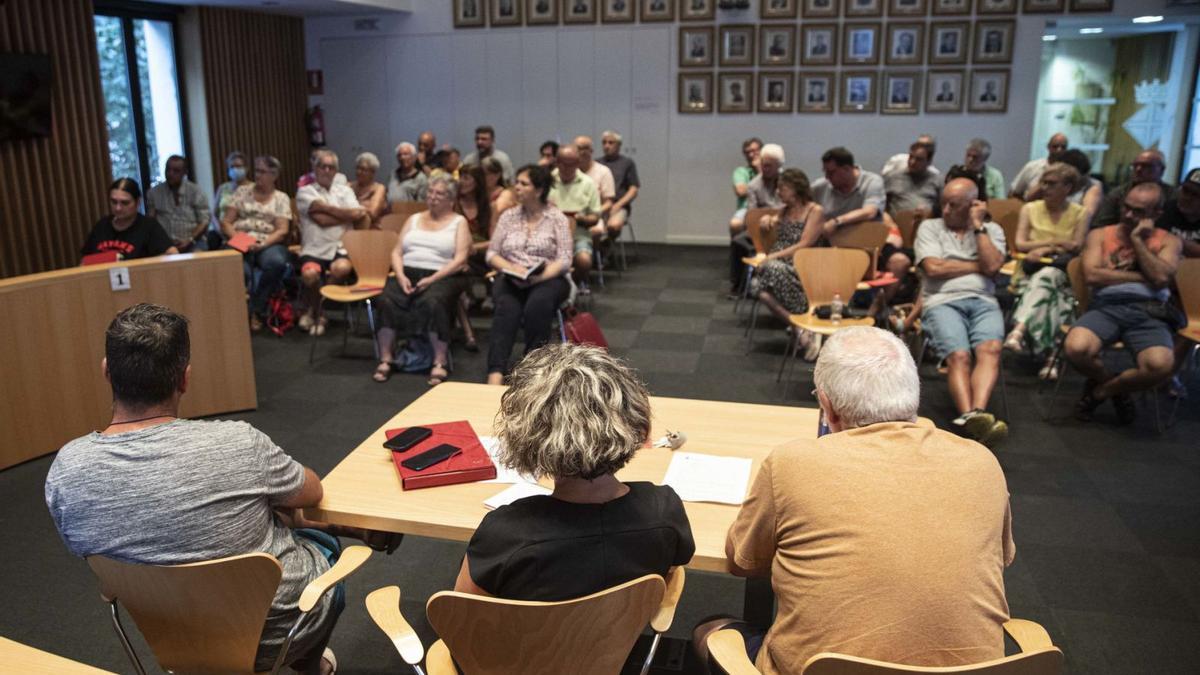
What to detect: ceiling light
<box><xmin>1042</xmin><ymin>35</ymin><xmax>1058</xmax><ymax>41</ymax></box>
<box><xmin>1132</xmin><ymin>16</ymin><xmax>1163</xmax><ymax>24</ymax></box>
<box><xmin>1079</xmin><ymin>27</ymin><xmax>1104</xmax><ymax>34</ymax></box>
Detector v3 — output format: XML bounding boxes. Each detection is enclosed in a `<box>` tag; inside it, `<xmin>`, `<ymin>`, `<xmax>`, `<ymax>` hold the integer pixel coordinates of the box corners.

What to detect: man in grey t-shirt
<box><xmin>463</xmin><ymin>124</ymin><xmax>514</xmax><ymax>184</ymax></box>
<box><xmin>884</xmin><ymin>142</ymin><xmax>943</xmax><ymax>216</ymax></box>
<box><xmin>811</xmin><ymin>146</ymin><xmax>886</xmax><ymax>240</ymax></box>
<box><xmin>914</xmin><ymin>178</ymin><xmax>1009</xmax><ymax>447</ymax></box>
<box><xmin>45</xmin><ymin>304</ymin><xmax>345</xmax><ymax>674</ymax></box>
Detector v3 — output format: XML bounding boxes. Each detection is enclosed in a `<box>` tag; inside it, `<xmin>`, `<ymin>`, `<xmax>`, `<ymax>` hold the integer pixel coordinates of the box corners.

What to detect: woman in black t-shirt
<box><xmin>81</xmin><ymin>178</ymin><xmax>177</xmax><ymax>262</ymax></box>
<box><xmin>455</xmin><ymin>344</ymin><xmax>695</xmax><ymax>601</ymax></box>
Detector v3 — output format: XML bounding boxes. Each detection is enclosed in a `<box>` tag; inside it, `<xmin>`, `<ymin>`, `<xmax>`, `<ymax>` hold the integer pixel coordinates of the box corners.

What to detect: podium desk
<box><xmin>0</xmin><ymin>250</ymin><xmax>256</xmax><ymax>470</ymax></box>
<box><xmin>0</xmin><ymin>636</ymin><xmax>116</xmax><ymax>673</ymax></box>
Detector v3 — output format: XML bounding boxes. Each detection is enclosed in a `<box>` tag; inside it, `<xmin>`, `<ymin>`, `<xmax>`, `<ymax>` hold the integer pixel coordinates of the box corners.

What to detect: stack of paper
<box><xmin>483</xmin><ymin>482</ymin><xmax>552</xmax><ymax>510</ymax></box>
<box><xmin>478</xmin><ymin>436</ymin><xmax>539</xmax><ymax>484</ymax></box>
<box><xmin>661</xmin><ymin>452</ymin><xmax>752</xmax><ymax>505</ymax></box>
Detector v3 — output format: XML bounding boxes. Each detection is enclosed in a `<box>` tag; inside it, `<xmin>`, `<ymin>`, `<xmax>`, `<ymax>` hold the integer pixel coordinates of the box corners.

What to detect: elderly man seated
<box><xmin>1066</xmin><ymin>182</ymin><xmax>1182</xmax><ymax>424</ymax></box>
<box><xmin>915</xmin><ymin>178</ymin><xmax>1009</xmax><ymax>446</ymax></box>
<box><xmin>693</xmin><ymin>327</ymin><xmax>1013</xmax><ymax>675</ymax></box>
<box><xmin>1093</xmin><ymin>149</ymin><xmax>1176</xmax><ymax>228</ymax></box>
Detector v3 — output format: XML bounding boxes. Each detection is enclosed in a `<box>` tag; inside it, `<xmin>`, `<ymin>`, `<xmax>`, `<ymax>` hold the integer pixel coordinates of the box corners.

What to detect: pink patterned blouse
<box><xmin>486</xmin><ymin>204</ymin><xmax>572</xmax><ymax>272</ymax></box>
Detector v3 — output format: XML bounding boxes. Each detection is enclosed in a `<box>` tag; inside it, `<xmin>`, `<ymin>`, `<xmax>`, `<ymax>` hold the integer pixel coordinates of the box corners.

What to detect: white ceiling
<box><xmin>153</xmin><ymin>0</ymin><xmax>411</xmax><ymax>17</ymax></box>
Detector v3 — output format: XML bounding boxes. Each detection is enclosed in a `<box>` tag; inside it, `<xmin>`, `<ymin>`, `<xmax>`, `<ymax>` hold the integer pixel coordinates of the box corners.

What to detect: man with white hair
<box><xmin>597</xmin><ymin>130</ymin><xmax>640</xmax><ymax>239</ymax></box>
<box><xmin>297</xmin><ymin>149</ymin><xmax>368</xmax><ymax>334</ymax></box>
<box><xmin>730</xmin><ymin>143</ymin><xmax>785</xmax><ymax>296</ymax></box>
<box><xmin>388</xmin><ymin>142</ymin><xmax>428</xmax><ymax>203</ymax></box>
<box><xmin>693</xmin><ymin>326</ymin><xmax>1014</xmax><ymax>675</ymax></box>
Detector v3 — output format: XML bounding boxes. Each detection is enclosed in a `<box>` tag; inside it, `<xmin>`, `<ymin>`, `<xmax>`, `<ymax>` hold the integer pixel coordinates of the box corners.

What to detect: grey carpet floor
<box><xmin>1</xmin><ymin>244</ymin><xmax>1198</xmax><ymax>673</ymax></box>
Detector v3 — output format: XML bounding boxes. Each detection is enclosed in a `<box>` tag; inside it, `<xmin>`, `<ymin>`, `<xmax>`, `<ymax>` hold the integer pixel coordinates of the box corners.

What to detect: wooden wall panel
<box><xmin>198</xmin><ymin>7</ymin><xmax>310</xmax><ymax>192</ymax></box>
<box><xmin>0</xmin><ymin>0</ymin><xmax>110</xmax><ymax>279</ymax></box>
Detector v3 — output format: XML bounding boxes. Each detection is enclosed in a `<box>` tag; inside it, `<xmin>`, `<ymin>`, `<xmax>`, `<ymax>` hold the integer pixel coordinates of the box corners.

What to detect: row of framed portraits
<box><xmin>678</xmin><ymin>68</ymin><xmax>1010</xmax><ymax>114</ymax></box>
<box><xmin>453</xmin><ymin>0</ymin><xmax>1111</xmax><ymax>29</ymax></box>
<box><xmin>682</xmin><ymin>21</ymin><xmax>1014</xmax><ymax>69</ymax></box>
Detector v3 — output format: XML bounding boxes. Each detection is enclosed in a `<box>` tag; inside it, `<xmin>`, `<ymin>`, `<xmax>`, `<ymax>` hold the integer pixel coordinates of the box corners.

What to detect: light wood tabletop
<box><xmin>0</xmin><ymin>637</ymin><xmax>115</xmax><ymax>674</ymax></box>
<box><xmin>305</xmin><ymin>382</ymin><xmax>821</xmax><ymax>573</ymax></box>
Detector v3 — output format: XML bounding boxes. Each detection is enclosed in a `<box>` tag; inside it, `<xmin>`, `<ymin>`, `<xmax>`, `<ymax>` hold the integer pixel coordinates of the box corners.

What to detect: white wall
<box><xmin>305</xmin><ymin>0</ymin><xmax>1191</xmax><ymax>245</ymax></box>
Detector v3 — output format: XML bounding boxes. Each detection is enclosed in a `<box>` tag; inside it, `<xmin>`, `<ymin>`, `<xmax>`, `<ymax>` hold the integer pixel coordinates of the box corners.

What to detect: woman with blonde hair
<box><xmin>455</xmin><ymin>343</ymin><xmax>695</xmax><ymax>600</ymax></box>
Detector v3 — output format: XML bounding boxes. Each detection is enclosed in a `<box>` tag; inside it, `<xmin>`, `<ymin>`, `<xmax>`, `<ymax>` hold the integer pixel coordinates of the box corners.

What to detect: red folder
<box><xmin>80</xmin><ymin>251</ymin><xmax>120</xmax><ymax>265</ymax></box>
<box><xmin>386</xmin><ymin>420</ymin><xmax>496</xmax><ymax>490</ymax></box>
<box><xmin>226</xmin><ymin>232</ymin><xmax>258</xmax><ymax>253</ymax></box>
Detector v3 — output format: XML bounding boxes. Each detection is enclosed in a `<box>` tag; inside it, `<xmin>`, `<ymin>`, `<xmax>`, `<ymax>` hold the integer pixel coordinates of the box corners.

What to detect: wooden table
<box><xmin>0</xmin><ymin>637</ymin><xmax>115</xmax><ymax>674</ymax></box>
<box><xmin>306</xmin><ymin>382</ymin><xmax>819</xmax><ymax>573</ymax></box>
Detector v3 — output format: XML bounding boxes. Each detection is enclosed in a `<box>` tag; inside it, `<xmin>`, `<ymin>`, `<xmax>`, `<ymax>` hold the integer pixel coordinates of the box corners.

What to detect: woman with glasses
<box><xmin>219</xmin><ymin>155</ymin><xmax>293</xmax><ymax>332</ymax></box>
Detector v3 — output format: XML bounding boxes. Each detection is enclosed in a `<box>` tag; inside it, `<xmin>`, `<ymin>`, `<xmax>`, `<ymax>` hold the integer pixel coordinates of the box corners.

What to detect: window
<box><xmin>94</xmin><ymin>2</ymin><xmax>188</xmax><ymax>193</ymax></box>
<box><xmin>1185</xmin><ymin>64</ymin><xmax>1200</xmax><ymax>180</ymax></box>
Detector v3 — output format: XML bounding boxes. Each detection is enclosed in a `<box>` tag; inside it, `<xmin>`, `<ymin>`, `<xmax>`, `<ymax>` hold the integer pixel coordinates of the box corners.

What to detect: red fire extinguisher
<box><xmin>307</xmin><ymin>105</ymin><xmax>326</xmax><ymax>147</ymax></box>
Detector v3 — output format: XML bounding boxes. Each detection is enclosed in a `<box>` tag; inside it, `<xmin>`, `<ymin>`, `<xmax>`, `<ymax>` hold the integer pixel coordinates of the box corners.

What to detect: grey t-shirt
<box><xmin>464</xmin><ymin>148</ymin><xmax>514</xmax><ymax>183</ymax></box>
<box><xmin>884</xmin><ymin>169</ymin><xmax>943</xmax><ymax>215</ymax></box>
<box><xmin>811</xmin><ymin>170</ymin><xmax>886</xmax><ymax>220</ymax></box>
<box><xmin>44</xmin><ymin>419</ymin><xmax>333</xmax><ymax>668</ymax></box>
<box><xmin>746</xmin><ymin>174</ymin><xmax>783</xmax><ymax>210</ymax></box>
<box><xmin>914</xmin><ymin>218</ymin><xmax>1007</xmax><ymax>309</ymax></box>
<box><xmin>387</xmin><ymin>170</ymin><xmax>428</xmax><ymax>203</ymax></box>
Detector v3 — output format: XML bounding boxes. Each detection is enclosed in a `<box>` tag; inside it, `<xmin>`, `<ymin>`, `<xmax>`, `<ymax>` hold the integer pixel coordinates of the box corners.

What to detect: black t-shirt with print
<box><xmin>81</xmin><ymin>214</ymin><xmax>174</xmax><ymax>260</ymax></box>
<box><xmin>1156</xmin><ymin>200</ymin><xmax>1200</xmax><ymax>243</ymax></box>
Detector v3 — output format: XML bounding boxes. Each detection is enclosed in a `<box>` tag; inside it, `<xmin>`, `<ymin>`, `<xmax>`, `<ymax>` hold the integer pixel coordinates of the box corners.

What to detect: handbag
<box><xmin>563</xmin><ymin>307</ymin><xmax>608</xmax><ymax>349</ymax></box>
<box><xmin>1021</xmin><ymin>253</ymin><xmax>1073</xmax><ymax>277</ymax></box>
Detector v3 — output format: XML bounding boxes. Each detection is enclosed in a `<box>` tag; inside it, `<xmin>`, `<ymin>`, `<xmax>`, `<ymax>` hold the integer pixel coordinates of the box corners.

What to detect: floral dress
<box><xmin>752</xmin><ymin>207</ymin><xmax>812</xmax><ymax>314</ymax></box>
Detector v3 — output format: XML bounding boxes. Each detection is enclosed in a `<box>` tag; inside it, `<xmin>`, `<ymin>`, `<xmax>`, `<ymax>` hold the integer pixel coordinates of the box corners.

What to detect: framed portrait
<box><xmin>885</xmin><ymin>23</ymin><xmax>924</xmax><ymax>66</ymax></box>
<box><xmin>798</xmin><ymin>71</ymin><xmax>837</xmax><ymax>113</ymax></box>
<box><xmin>882</xmin><ymin>72</ymin><xmax>921</xmax><ymax>114</ymax></box>
<box><xmin>1022</xmin><ymin>0</ymin><xmax>1064</xmax><ymax>12</ymax></box>
<box><xmin>719</xmin><ymin>25</ymin><xmax>755</xmax><ymax>67</ymax></box>
<box><xmin>887</xmin><ymin>0</ymin><xmax>927</xmax><ymax>16</ymax></box>
<box><xmin>1070</xmin><ymin>0</ymin><xmax>1112</xmax><ymax>11</ymax></box>
<box><xmin>679</xmin><ymin>72</ymin><xmax>713</xmax><ymax>113</ymax></box>
<box><xmin>527</xmin><ymin>0</ymin><xmax>559</xmax><ymax>24</ymax></box>
<box><xmin>844</xmin><ymin>0</ymin><xmax>882</xmax><ymax>17</ymax></box>
<box><xmin>453</xmin><ymin>0</ymin><xmax>486</xmax><ymax>27</ymax></box>
<box><xmin>679</xmin><ymin>26</ymin><xmax>714</xmax><ymax>68</ymax></box>
<box><xmin>801</xmin><ymin>23</ymin><xmax>838</xmax><ymax>66</ymax></box>
<box><xmin>842</xmin><ymin>23</ymin><xmax>881</xmax><ymax>66</ymax></box>
<box><xmin>762</xmin><ymin>0</ymin><xmax>799</xmax><ymax>19</ymax></box>
<box><xmin>929</xmin><ymin>22</ymin><xmax>969</xmax><ymax>65</ymax></box>
<box><xmin>925</xmin><ymin>69</ymin><xmax>964</xmax><ymax>112</ymax></box>
<box><xmin>758</xmin><ymin>72</ymin><xmax>794</xmax><ymax>113</ymax></box>
<box><xmin>931</xmin><ymin>0</ymin><xmax>971</xmax><ymax>15</ymax></box>
<box><xmin>600</xmin><ymin>0</ymin><xmax>634</xmax><ymax>22</ymax></box>
<box><xmin>640</xmin><ymin>0</ymin><xmax>675</xmax><ymax>21</ymax></box>
<box><xmin>490</xmin><ymin>0</ymin><xmax>523</xmax><ymax>25</ymax></box>
<box><xmin>759</xmin><ymin>25</ymin><xmax>796</xmax><ymax>66</ymax></box>
<box><xmin>840</xmin><ymin>71</ymin><xmax>878</xmax><ymax>113</ymax></box>
<box><xmin>718</xmin><ymin>72</ymin><xmax>754</xmax><ymax>113</ymax></box>
<box><xmin>680</xmin><ymin>0</ymin><xmax>716</xmax><ymax>21</ymax></box>
<box><xmin>563</xmin><ymin>0</ymin><xmax>597</xmax><ymax>23</ymax></box>
<box><xmin>969</xmin><ymin>69</ymin><xmax>1009</xmax><ymax>113</ymax></box>
<box><xmin>977</xmin><ymin>0</ymin><xmax>1016</xmax><ymax>13</ymax></box>
<box><xmin>802</xmin><ymin>0</ymin><xmax>839</xmax><ymax>19</ymax></box>
<box><xmin>973</xmin><ymin>21</ymin><xmax>1014</xmax><ymax>64</ymax></box>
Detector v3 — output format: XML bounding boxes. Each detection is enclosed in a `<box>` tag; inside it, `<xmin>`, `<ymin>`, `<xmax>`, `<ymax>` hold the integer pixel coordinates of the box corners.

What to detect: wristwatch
<box><xmin>973</xmin><ymin>226</ymin><xmax>987</xmax><ymax>235</ymax></box>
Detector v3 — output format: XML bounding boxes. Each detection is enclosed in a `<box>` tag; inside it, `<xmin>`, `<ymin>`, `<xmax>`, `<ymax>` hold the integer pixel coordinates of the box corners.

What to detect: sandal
<box><xmin>428</xmin><ymin>362</ymin><xmax>449</xmax><ymax>386</ymax></box>
<box><xmin>310</xmin><ymin>316</ymin><xmax>327</xmax><ymax>337</ymax></box>
<box><xmin>464</xmin><ymin>336</ymin><xmax>479</xmax><ymax>353</ymax></box>
<box><xmin>372</xmin><ymin>361</ymin><xmax>393</xmax><ymax>383</ymax></box>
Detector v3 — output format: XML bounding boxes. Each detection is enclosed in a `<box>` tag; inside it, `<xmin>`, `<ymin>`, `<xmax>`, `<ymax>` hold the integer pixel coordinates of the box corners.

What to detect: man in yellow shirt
<box><xmin>549</xmin><ymin>144</ymin><xmax>602</xmax><ymax>288</ymax></box>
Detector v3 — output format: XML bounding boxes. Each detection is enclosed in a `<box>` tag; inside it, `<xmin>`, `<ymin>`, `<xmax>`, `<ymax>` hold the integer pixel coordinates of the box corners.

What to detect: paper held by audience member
<box><xmin>483</xmin><ymin>482</ymin><xmax>552</xmax><ymax>511</ymax></box>
<box><xmin>479</xmin><ymin>436</ymin><xmax>539</xmax><ymax>484</ymax></box>
<box><xmin>662</xmin><ymin>452</ymin><xmax>752</xmax><ymax>505</ymax></box>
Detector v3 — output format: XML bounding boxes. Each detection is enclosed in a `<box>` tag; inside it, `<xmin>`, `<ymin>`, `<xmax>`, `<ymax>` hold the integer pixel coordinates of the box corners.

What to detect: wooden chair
<box><xmin>893</xmin><ymin>209</ymin><xmax>923</xmax><ymax>250</ymax></box>
<box><xmin>779</xmin><ymin>248</ymin><xmax>875</xmax><ymax>389</ymax></box>
<box><xmin>734</xmin><ymin>207</ymin><xmax>779</xmax><ymax>316</ymax></box>
<box><xmin>87</xmin><ymin>546</ymin><xmax>371</xmax><ymax>675</ymax></box>
<box><xmin>367</xmin><ymin>567</ymin><xmax>685</xmax><ymax>675</ymax></box>
<box><xmin>988</xmin><ymin>198</ymin><xmax>1023</xmax><ymax>278</ymax></box>
<box><xmin>382</xmin><ymin>201</ymin><xmax>429</xmax><ymax>234</ymax></box>
<box><xmin>309</xmin><ymin>229</ymin><xmax>399</xmax><ymax>364</ymax></box>
<box><xmin>829</xmin><ymin>220</ymin><xmax>891</xmax><ymax>280</ymax></box>
<box><xmin>708</xmin><ymin>619</ymin><xmax>1063</xmax><ymax>675</ymax></box>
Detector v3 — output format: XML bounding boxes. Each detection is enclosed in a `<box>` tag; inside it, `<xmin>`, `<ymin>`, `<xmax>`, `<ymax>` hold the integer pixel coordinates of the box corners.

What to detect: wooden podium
<box><xmin>0</xmin><ymin>250</ymin><xmax>257</xmax><ymax>470</ymax></box>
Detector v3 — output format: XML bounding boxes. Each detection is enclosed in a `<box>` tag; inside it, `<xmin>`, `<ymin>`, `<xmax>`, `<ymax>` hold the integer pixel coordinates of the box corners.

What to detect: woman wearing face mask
<box><xmin>212</xmin><ymin>151</ymin><xmax>253</xmax><ymax>242</ymax></box>
<box><xmin>81</xmin><ymin>178</ymin><xmax>178</xmax><ymax>261</ymax></box>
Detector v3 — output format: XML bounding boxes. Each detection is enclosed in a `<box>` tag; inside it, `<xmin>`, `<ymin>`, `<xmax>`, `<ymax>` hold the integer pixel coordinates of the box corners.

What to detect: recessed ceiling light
<box><xmin>1132</xmin><ymin>16</ymin><xmax>1163</xmax><ymax>24</ymax></box>
<box><xmin>1079</xmin><ymin>27</ymin><xmax>1104</xmax><ymax>34</ymax></box>
<box><xmin>1042</xmin><ymin>35</ymin><xmax>1058</xmax><ymax>41</ymax></box>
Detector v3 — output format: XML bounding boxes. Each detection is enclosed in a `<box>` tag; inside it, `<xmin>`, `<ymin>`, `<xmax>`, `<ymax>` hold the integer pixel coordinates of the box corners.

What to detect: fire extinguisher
<box><xmin>307</xmin><ymin>105</ymin><xmax>326</xmax><ymax>147</ymax></box>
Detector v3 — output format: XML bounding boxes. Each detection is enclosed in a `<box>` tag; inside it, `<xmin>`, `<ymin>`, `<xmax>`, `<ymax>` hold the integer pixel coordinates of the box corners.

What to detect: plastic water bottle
<box><xmin>830</xmin><ymin>293</ymin><xmax>843</xmax><ymax>324</ymax></box>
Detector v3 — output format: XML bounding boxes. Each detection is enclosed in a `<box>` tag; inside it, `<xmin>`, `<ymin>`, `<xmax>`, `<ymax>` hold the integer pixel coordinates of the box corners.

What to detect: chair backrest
<box><xmin>378</xmin><ymin>212</ymin><xmax>408</xmax><ymax>234</ymax></box>
<box><xmin>88</xmin><ymin>553</ymin><xmax>283</xmax><ymax>674</ymax></box>
<box><xmin>746</xmin><ymin>207</ymin><xmax>778</xmax><ymax>255</ymax></box>
<box><xmin>386</xmin><ymin>200</ymin><xmax>428</xmax><ymax>231</ymax></box>
<box><xmin>802</xmin><ymin>649</ymin><xmax>1064</xmax><ymax>675</ymax></box>
<box><xmin>340</xmin><ymin>229</ymin><xmax>399</xmax><ymax>287</ymax></box>
<box><xmin>793</xmin><ymin>247</ymin><xmax>871</xmax><ymax>308</ymax></box>
<box><xmin>426</xmin><ymin>574</ymin><xmax>666</xmax><ymax>675</ymax></box>
<box><xmin>893</xmin><ymin>210</ymin><xmax>922</xmax><ymax>249</ymax></box>
<box><xmin>1175</xmin><ymin>258</ymin><xmax>1200</xmax><ymax>326</ymax></box>
<box><xmin>1066</xmin><ymin>256</ymin><xmax>1089</xmax><ymax>315</ymax></box>
<box><xmin>829</xmin><ymin>221</ymin><xmax>891</xmax><ymax>279</ymax></box>
<box><xmin>987</xmin><ymin>198</ymin><xmax>1023</xmax><ymax>254</ymax></box>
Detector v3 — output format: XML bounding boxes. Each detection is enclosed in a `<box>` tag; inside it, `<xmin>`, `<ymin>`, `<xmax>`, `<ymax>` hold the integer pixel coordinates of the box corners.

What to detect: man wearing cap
<box><xmin>1157</xmin><ymin>167</ymin><xmax>1200</xmax><ymax>258</ymax></box>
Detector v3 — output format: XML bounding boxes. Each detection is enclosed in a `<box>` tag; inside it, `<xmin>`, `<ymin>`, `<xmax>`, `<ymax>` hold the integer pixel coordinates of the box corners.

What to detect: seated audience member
<box><xmin>373</xmin><ymin>175</ymin><xmax>470</xmax><ymax>386</ymax></box>
<box><xmin>693</xmin><ymin>326</ymin><xmax>1013</xmax><ymax>674</ymax></box>
<box><xmin>297</xmin><ymin>149</ymin><xmax>369</xmax><ymax>335</ymax></box>
<box><xmin>484</xmin><ymin>156</ymin><xmax>518</xmax><ymax>232</ymax></box>
<box><xmin>538</xmin><ymin>140</ymin><xmax>560</xmax><ymax>169</ymax></box>
<box><xmin>486</xmin><ymin>165</ymin><xmax>573</xmax><ymax>385</ymax></box>
<box><xmin>388</xmin><ymin>142</ymin><xmax>429</xmax><ymax>205</ymax></box>
<box><xmin>456</xmin><ymin>162</ymin><xmax>493</xmax><ymax>252</ymax></box>
<box><xmin>1003</xmin><ymin>164</ymin><xmax>1087</xmax><ymax>379</ymax></box>
<box><xmin>1052</xmin><ymin>149</ymin><xmax>1104</xmax><ymax>228</ymax></box>
<box><xmin>1093</xmin><ymin>149</ymin><xmax>1176</xmax><ymax>227</ymax></box>
<box><xmin>1158</xmin><ymin>167</ymin><xmax>1200</xmax><ymax>258</ymax></box>
<box><xmin>576</xmin><ymin>135</ymin><xmax>616</xmax><ymax>235</ymax></box>
<box><xmin>1066</xmin><ymin>182</ymin><xmax>1182</xmax><ymax>423</ymax></box>
<box><xmin>45</xmin><ymin>304</ymin><xmax>348</xmax><ymax>675</ymax></box>
<box><xmin>352</xmin><ymin>152</ymin><xmax>387</xmax><ymax>226</ymax></box>
<box><xmin>432</xmin><ymin>147</ymin><xmax>462</xmax><ymax>179</ymax></box>
<box><xmin>463</xmin><ymin>124</ymin><xmax>514</xmax><ymax>183</ymax></box>
<box><xmin>880</xmin><ymin>133</ymin><xmax>940</xmax><ymax>177</ymax></box>
<box><xmin>954</xmin><ymin>138</ymin><xmax>1006</xmax><ymax>200</ymax></box>
<box><xmin>457</xmin><ymin>343</ymin><xmax>695</xmax><ymax>600</ymax></box>
<box><xmin>146</xmin><ymin>155</ymin><xmax>211</xmax><ymax>252</ymax></box>
<box><xmin>548</xmin><ymin>144</ymin><xmax>603</xmax><ymax>286</ymax></box>
<box><xmin>298</xmin><ymin>149</ymin><xmax>349</xmax><ymax>190</ymax></box>
<box><xmin>598</xmin><ymin>130</ymin><xmax>641</xmax><ymax>239</ymax></box>
<box><xmin>884</xmin><ymin>141</ymin><xmax>943</xmax><ymax>216</ymax></box>
<box><xmin>730</xmin><ymin>143</ymin><xmax>783</xmax><ymax>296</ymax></box>
<box><xmin>751</xmin><ymin>168</ymin><xmax>824</xmax><ymax>355</ymax></box>
<box><xmin>417</xmin><ymin>131</ymin><xmax>437</xmax><ymax>173</ymax></box>
<box><xmin>212</xmin><ymin>151</ymin><xmax>252</xmax><ymax>238</ymax></box>
<box><xmin>82</xmin><ymin>178</ymin><xmax>178</xmax><ymax>261</ymax></box>
<box><xmin>1010</xmin><ymin>133</ymin><xmax>1068</xmax><ymax>200</ymax></box>
<box><xmin>811</xmin><ymin>146</ymin><xmax>886</xmax><ymax>239</ymax></box>
<box><xmin>728</xmin><ymin>136</ymin><xmax>762</xmax><ymax>236</ymax></box>
<box><xmin>220</xmin><ymin>155</ymin><xmax>293</xmax><ymax>332</ymax></box>
<box><xmin>915</xmin><ymin>178</ymin><xmax>1009</xmax><ymax>446</ymax></box>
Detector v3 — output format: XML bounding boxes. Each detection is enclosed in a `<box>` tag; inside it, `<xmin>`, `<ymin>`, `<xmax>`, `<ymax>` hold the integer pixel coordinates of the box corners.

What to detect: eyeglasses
<box><xmin>1121</xmin><ymin>202</ymin><xmax>1154</xmax><ymax>218</ymax></box>
<box><xmin>316</xmin><ymin>163</ymin><xmax>337</xmax><ymax>170</ymax></box>
<box><xmin>1131</xmin><ymin>161</ymin><xmax>1162</xmax><ymax>169</ymax></box>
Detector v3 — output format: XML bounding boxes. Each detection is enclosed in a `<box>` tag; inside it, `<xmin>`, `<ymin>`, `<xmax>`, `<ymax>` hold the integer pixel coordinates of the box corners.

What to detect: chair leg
<box><xmin>558</xmin><ymin>309</ymin><xmax>568</xmax><ymax>343</ymax></box>
<box><xmin>366</xmin><ymin>298</ymin><xmax>380</xmax><ymax>362</ymax></box>
<box><xmin>341</xmin><ymin>303</ymin><xmax>352</xmax><ymax>357</ymax></box>
<box><xmin>745</xmin><ymin>300</ymin><xmax>761</xmax><ymax>352</ymax></box>
<box><xmin>777</xmin><ymin>330</ymin><xmax>795</xmax><ymax>383</ymax></box>
<box><xmin>108</xmin><ymin>601</ymin><xmax>148</xmax><ymax>675</ymax></box>
<box><xmin>639</xmin><ymin>632</ymin><xmax>663</xmax><ymax>675</ymax></box>
<box><xmin>308</xmin><ymin>297</ymin><xmax>325</xmax><ymax>365</ymax></box>
<box><xmin>595</xmin><ymin>245</ymin><xmax>605</xmax><ymax>289</ymax></box>
<box><xmin>734</xmin><ymin>266</ymin><xmax>753</xmax><ymax>314</ymax></box>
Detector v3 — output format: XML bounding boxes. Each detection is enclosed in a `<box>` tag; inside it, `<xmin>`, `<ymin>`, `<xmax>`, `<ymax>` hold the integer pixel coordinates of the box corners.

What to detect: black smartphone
<box><xmin>400</xmin><ymin>443</ymin><xmax>461</xmax><ymax>471</ymax></box>
<box><xmin>383</xmin><ymin>427</ymin><xmax>433</xmax><ymax>452</ymax></box>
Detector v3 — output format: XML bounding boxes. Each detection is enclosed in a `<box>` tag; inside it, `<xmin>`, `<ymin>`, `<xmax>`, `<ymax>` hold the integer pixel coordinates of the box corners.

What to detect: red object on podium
<box><xmin>80</xmin><ymin>251</ymin><xmax>120</xmax><ymax>265</ymax></box>
<box><xmin>386</xmin><ymin>420</ymin><xmax>497</xmax><ymax>490</ymax></box>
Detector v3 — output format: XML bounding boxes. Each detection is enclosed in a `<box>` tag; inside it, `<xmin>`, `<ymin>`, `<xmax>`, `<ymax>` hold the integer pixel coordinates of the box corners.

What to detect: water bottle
<box><xmin>830</xmin><ymin>293</ymin><xmax>843</xmax><ymax>324</ymax></box>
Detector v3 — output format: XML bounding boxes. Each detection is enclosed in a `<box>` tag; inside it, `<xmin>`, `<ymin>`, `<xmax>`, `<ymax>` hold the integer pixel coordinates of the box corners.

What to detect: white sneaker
<box><xmin>298</xmin><ymin>312</ymin><xmax>314</xmax><ymax>331</ymax></box>
<box><xmin>802</xmin><ymin>333</ymin><xmax>823</xmax><ymax>362</ymax></box>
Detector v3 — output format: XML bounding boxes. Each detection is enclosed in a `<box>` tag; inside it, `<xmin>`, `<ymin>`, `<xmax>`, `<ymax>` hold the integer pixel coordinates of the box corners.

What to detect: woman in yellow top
<box><xmin>1003</xmin><ymin>163</ymin><xmax>1088</xmax><ymax>379</ymax></box>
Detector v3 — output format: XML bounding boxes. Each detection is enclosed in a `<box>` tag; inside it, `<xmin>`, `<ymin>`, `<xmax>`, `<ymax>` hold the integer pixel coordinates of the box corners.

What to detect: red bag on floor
<box><xmin>266</xmin><ymin>291</ymin><xmax>295</xmax><ymax>337</ymax></box>
<box><xmin>563</xmin><ymin>307</ymin><xmax>608</xmax><ymax>349</ymax></box>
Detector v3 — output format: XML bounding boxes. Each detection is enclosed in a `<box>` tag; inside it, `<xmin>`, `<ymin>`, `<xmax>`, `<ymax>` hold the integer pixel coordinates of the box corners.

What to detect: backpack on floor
<box><xmin>266</xmin><ymin>291</ymin><xmax>295</xmax><ymax>337</ymax></box>
<box><xmin>395</xmin><ymin>336</ymin><xmax>434</xmax><ymax>372</ymax></box>
<box><xmin>563</xmin><ymin>307</ymin><xmax>608</xmax><ymax>349</ymax></box>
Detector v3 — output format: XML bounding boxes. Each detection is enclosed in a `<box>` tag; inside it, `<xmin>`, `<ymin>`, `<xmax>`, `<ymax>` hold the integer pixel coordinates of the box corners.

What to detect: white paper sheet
<box><xmin>661</xmin><ymin>452</ymin><xmax>752</xmax><ymax>505</ymax></box>
<box><xmin>483</xmin><ymin>482</ymin><xmax>552</xmax><ymax>510</ymax></box>
<box><xmin>479</xmin><ymin>436</ymin><xmax>540</xmax><ymax>484</ymax></box>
